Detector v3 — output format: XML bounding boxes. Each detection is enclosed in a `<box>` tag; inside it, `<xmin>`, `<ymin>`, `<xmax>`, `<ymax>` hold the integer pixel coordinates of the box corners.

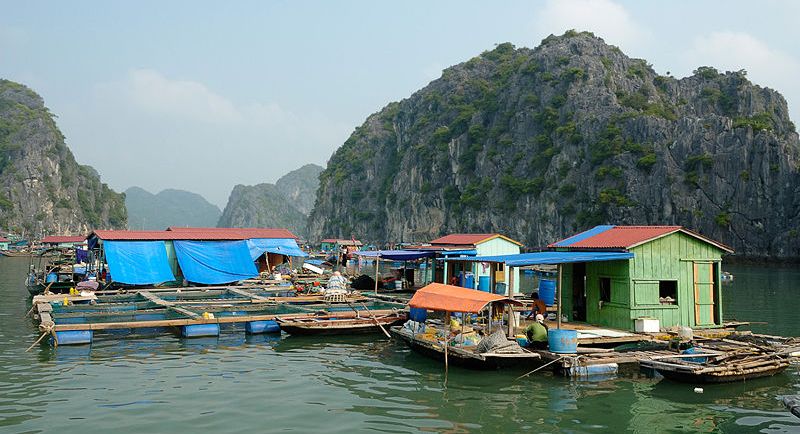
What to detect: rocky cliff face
<box><xmin>218</xmin><ymin>164</ymin><xmax>323</xmax><ymax>236</ymax></box>
<box><xmin>125</xmin><ymin>187</ymin><xmax>221</xmax><ymax>230</ymax></box>
<box><xmin>0</xmin><ymin>80</ymin><xmax>126</xmax><ymax>236</ymax></box>
<box><xmin>308</xmin><ymin>32</ymin><xmax>800</xmax><ymax>258</ymax></box>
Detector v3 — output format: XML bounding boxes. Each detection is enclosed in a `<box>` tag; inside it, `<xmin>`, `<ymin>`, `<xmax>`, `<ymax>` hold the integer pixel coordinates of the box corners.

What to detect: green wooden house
<box><xmin>551</xmin><ymin>225</ymin><xmax>733</xmax><ymax>331</ymax></box>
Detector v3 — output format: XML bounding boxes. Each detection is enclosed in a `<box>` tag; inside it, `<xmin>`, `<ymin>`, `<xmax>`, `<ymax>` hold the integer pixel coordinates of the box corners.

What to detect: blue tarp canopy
<box><xmin>104</xmin><ymin>241</ymin><xmax>176</xmax><ymax>285</ymax></box>
<box><xmin>246</xmin><ymin>238</ymin><xmax>308</xmax><ymax>259</ymax></box>
<box><xmin>442</xmin><ymin>251</ymin><xmax>634</xmax><ymax>266</ymax></box>
<box><xmin>354</xmin><ymin>250</ymin><xmax>437</xmax><ymax>261</ymax></box>
<box><xmin>439</xmin><ymin>249</ymin><xmax>477</xmax><ymax>257</ymax></box>
<box><xmin>174</xmin><ymin>240</ymin><xmax>258</xmax><ymax>285</ymax></box>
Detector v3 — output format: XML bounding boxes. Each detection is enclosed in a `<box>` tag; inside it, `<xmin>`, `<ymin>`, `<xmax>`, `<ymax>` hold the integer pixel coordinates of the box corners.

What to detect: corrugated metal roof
<box><xmin>166</xmin><ymin>227</ymin><xmax>298</xmax><ymax>239</ymax></box>
<box><xmin>0</xmin><ymin>237</ymin><xmax>9</xmax><ymax>242</ymax></box>
<box><xmin>549</xmin><ymin>225</ymin><xmax>733</xmax><ymax>252</ymax></box>
<box><xmin>441</xmin><ymin>251</ymin><xmax>635</xmax><ymax>265</ymax></box>
<box><xmin>92</xmin><ymin>227</ymin><xmax>299</xmax><ymax>241</ymax></box>
<box><xmin>550</xmin><ymin>226</ymin><xmax>680</xmax><ymax>249</ymax></box>
<box><xmin>320</xmin><ymin>238</ymin><xmax>362</xmax><ymax>245</ymax></box>
<box><xmin>429</xmin><ymin>233</ymin><xmax>522</xmax><ymax>246</ymax></box>
<box><xmin>408</xmin><ymin>283</ymin><xmax>518</xmax><ymax>313</ymax></box>
<box><xmin>41</xmin><ymin>236</ymin><xmax>86</xmax><ymax>243</ymax></box>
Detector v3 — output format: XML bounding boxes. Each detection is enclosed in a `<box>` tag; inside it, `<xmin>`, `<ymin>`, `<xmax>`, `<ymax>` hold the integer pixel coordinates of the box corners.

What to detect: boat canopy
<box><xmin>104</xmin><ymin>241</ymin><xmax>176</xmax><ymax>285</ymax></box>
<box><xmin>440</xmin><ymin>251</ymin><xmax>634</xmax><ymax>266</ymax></box>
<box><xmin>246</xmin><ymin>238</ymin><xmax>308</xmax><ymax>259</ymax></box>
<box><xmin>408</xmin><ymin>283</ymin><xmax>519</xmax><ymax>313</ymax></box>
<box><xmin>174</xmin><ymin>240</ymin><xmax>258</xmax><ymax>285</ymax></box>
<box><xmin>354</xmin><ymin>250</ymin><xmax>437</xmax><ymax>261</ymax></box>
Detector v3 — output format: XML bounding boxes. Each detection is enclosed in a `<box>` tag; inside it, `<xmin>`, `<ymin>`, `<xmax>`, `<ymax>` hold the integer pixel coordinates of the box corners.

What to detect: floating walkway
<box><xmin>30</xmin><ymin>286</ymin><xmax>405</xmax><ymax>347</ymax></box>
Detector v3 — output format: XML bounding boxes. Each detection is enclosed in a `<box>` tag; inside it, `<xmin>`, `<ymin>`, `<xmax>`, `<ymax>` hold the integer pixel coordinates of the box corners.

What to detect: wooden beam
<box><xmin>52</xmin><ymin>309</ymin><xmax>398</xmax><ymax>331</ymax></box>
<box><xmin>227</xmin><ymin>287</ymin><xmax>273</xmax><ymax>302</ymax></box>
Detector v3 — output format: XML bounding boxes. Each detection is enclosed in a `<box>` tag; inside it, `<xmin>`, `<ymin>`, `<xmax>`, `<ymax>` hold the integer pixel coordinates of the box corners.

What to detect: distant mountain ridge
<box><xmin>125</xmin><ymin>187</ymin><xmax>221</xmax><ymax>230</ymax></box>
<box><xmin>218</xmin><ymin>164</ymin><xmax>323</xmax><ymax>236</ymax></box>
<box><xmin>0</xmin><ymin>79</ymin><xmax>126</xmax><ymax>235</ymax></box>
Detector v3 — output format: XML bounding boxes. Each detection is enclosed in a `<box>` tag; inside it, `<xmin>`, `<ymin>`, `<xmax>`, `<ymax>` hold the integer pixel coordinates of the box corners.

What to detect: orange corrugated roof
<box><xmin>41</xmin><ymin>236</ymin><xmax>86</xmax><ymax>243</ymax></box>
<box><xmin>429</xmin><ymin>233</ymin><xmax>522</xmax><ymax>246</ymax></box>
<box><xmin>408</xmin><ymin>283</ymin><xmax>517</xmax><ymax>313</ymax></box>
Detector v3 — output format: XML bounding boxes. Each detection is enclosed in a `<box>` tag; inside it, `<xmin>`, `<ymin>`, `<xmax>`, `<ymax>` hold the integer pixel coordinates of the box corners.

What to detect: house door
<box><xmin>692</xmin><ymin>262</ymin><xmax>718</xmax><ymax>326</ymax></box>
<box><xmin>571</xmin><ymin>262</ymin><xmax>587</xmax><ymax>321</ymax></box>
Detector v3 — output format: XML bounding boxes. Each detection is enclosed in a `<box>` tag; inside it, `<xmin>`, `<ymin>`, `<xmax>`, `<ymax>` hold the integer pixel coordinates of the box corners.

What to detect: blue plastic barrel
<box><xmin>181</xmin><ymin>324</ymin><xmax>220</xmax><ymax>338</ymax></box>
<box><xmin>538</xmin><ymin>279</ymin><xmax>557</xmax><ymax>306</ymax></box>
<box><xmin>548</xmin><ymin>329</ymin><xmax>578</xmax><ymax>354</ymax></box>
<box><xmin>246</xmin><ymin>320</ymin><xmax>280</xmax><ymax>334</ymax></box>
<box><xmin>461</xmin><ymin>272</ymin><xmax>475</xmax><ymax>289</ymax></box>
<box><xmin>53</xmin><ymin>330</ymin><xmax>93</xmax><ymax>345</ymax></box>
<box><xmin>409</xmin><ymin>307</ymin><xmax>427</xmax><ymax>323</ymax></box>
<box><xmin>478</xmin><ymin>276</ymin><xmax>490</xmax><ymax>292</ymax></box>
<box><xmin>46</xmin><ymin>273</ymin><xmax>58</xmax><ymax>283</ymax></box>
<box><xmin>495</xmin><ymin>282</ymin><xmax>507</xmax><ymax>295</ymax></box>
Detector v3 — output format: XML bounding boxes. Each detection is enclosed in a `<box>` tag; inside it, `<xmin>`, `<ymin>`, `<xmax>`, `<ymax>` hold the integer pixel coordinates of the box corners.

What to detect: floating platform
<box><xmin>30</xmin><ymin>286</ymin><xmax>404</xmax><ymax>347</ymax></box>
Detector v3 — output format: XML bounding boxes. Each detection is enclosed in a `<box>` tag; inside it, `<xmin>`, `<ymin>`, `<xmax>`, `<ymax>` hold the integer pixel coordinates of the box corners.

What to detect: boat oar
<box><xmin>357</xmin><ymin>301</ymin><xmax>392</xmax><ymax>339</ymax></box>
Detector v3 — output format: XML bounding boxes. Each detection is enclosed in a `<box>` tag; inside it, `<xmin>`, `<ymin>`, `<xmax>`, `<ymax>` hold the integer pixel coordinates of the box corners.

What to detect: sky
<box><xmin>2</xmin><ymin>1</ymin><xmax>799</xmax><ymax>208</ymax></box>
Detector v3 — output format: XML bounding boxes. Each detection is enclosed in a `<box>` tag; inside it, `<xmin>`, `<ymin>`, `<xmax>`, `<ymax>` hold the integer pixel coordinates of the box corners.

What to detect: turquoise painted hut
<box><xmin>431</xmin><ymin>233</ymin><xmax>523</xmax><ymax>295</ymax></box>
<box><xmin>550</xmin><ymin>225</ymin><xmax>733</xmax><ymax>331</ymax></box>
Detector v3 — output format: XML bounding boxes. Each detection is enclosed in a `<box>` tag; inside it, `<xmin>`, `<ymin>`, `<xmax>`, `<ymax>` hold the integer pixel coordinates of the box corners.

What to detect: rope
<box><xmin>25</xmin><ymin>324</ymin><xmax>55</xmax><ymax>352</ymax></box>
<box><xmin>515</xmin><ymin>356</ymin><xmax>565</xmax><ymax>380</ymax></box>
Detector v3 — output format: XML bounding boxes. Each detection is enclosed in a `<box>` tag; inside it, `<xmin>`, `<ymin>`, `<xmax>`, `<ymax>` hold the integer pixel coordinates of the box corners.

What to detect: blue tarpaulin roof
<box><xmin>104</xmin><ymin>241</ymin><xmax>176</xmax><ymax>285</ymax></box>
<box><xmin>551</xmin><ymin>225</ymin><xmax>615</xmax><ymax>247</ymax></box>
<box><xmin>438</xmin><ymin>249</ymin><xmax>478</xmax><ymax>256</ymax></box>
<box><xmin>246</xmin><ymin>238</ymin><xmax>308</xmax><ymax>259</ymax></box>
<box><xmin>354</xmin><ymin>250</ymin><xmax>438</xmax><ymax>261</ymax></box>
<box><xmin>442</xmin><ymin>251</ymin><xmax>634</xmax><ymax>266</ymax></box>
<box><xmin>174</xmin><ymin>240</ymin><xmax>258</xmax><ymax>284</ymax></box>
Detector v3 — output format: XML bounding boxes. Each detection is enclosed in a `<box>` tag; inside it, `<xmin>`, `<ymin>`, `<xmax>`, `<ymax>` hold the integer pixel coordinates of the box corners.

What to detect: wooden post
<box><xmin>508</xmin><ymin>266</ymin><xmax>515</xmax><ymax>296</ymax></box>
<box><xmin>374</xmin><ymin>254</ymin><xmax>380</xmax><ymax>294</ymax></box>
<box><xmin>507</xmin><ymin>303</ymin><xmax>514</xmax><ymax>338</ymax></box>
<box><xmin>444</xmin><ymin>310</ymin><xmax>449</xmax><ymax>371</ymax></box>
<box><xmin>557</xmin><ymin>263</ymin><xmax>562</xmax><ymax>329</ymax></box>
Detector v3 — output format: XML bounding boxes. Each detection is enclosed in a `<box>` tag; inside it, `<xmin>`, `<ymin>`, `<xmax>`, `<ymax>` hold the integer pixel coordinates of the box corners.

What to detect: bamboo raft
<box><xmin>640</xmin><ymin>336</ymin><xmax>800</xmax><ymax>383</ymax></box>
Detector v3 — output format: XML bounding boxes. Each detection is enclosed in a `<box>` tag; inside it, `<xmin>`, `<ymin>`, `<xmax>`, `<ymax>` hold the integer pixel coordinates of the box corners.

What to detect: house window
<box><xmin>659</xmin><ymin>280</ymin><xmax>678</xmax><ymax>305</ymax></box>
<box><xmin>599</xmin><ymin>277</ymin><xmax>611</xmax><ymax>303</ymax></box>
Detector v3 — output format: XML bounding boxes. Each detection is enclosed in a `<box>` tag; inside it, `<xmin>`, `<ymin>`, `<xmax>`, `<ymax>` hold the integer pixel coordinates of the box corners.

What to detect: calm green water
<box><xmin>1</xmin><ymin>258</ymin><xmax>798</xmax><ymax>433</ymax></box>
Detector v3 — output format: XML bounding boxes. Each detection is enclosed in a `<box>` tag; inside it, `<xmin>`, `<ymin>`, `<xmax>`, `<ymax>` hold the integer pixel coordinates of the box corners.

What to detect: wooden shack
<box><xmin>431</xmin><ymin>234</ymin><xmax>523</xmax><ymax>295</ymax></box>
<box><xmin>551</xmin><ymin>225</ymin><xmax>733</xmax><ymax>331</ymax></box>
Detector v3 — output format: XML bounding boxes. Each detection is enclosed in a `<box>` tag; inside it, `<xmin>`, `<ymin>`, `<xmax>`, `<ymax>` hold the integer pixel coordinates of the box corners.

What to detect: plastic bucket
<box><xmin>478</xmin><ymin>276</ymin><xmax>490</xmax><ymax>292</ymax></box>
<box><xmin>394</xmin><ymin>280</ymin><xmax>403</xmax><ymax>290</ymax></box>
<box><xmin>46</xmin><ymin>273</ymin><xmax>58</xmax><ymax>283</ymax></box>
<box><xmin>548</xmin><ymin>329</ymin><xmax>578</xmax><ymax>354</ymax></box>
<box><xmin>538</xmin><ymin>279</ymin><xmax>557</xmax><ymax>306</ymax></box>
<box><xmin>409</xmin><ymin>307</ymin><xmax>427</xmax><ymax>323</ymax></box>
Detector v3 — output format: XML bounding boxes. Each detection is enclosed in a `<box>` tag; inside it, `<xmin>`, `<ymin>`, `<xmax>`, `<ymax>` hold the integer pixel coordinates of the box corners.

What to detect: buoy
<box><xmin>63</xmin><ymin>297</ymin><xmax>70</xmax><ymax>306</ymax></box>
<box><xmin>202</xmin><ymin>312</ymin><xmax>215</xmax><ymax>319</ymax></box>
<box><xmin>694</xmin><ymin>387</ymin><xmax>704</xmax><ymax>394</ymax></box>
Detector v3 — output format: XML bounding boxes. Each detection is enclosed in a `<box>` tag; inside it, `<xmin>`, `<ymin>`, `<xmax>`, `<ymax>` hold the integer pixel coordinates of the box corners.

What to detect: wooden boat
<box><xmin>390</xmin><ymin>282</ymin><xmax>542</xmax><ymax>370</ymax></box>
<box><xmin>390</xmin><ymin>326</ymin><xmax>541</xmax><ymax>370</ymax></box>
<box><xmin>277</xmin><ymin>312</ymin><xmax>406</xmax><ymax>335</ymax></box>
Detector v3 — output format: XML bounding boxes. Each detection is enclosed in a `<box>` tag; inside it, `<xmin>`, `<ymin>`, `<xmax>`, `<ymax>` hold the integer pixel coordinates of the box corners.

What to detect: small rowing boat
<box><xmin>276</xmin><ymin>311</ymin><xmax>406</xmax><ymax>336</ymax></box>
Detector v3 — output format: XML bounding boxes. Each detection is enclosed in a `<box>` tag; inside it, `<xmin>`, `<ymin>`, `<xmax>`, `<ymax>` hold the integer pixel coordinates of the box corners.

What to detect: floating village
<box><xmin>15</xmin><ymin>224</ymin><xmax>799</xmax><ymax>403</ymax></box>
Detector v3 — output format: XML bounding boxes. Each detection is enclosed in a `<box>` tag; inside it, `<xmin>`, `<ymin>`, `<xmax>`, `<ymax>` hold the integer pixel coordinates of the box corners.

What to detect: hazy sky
<box><xmin>2</xmin><ymin>1</ymin><xmax>799</xmax><ymax>207</ymax></box>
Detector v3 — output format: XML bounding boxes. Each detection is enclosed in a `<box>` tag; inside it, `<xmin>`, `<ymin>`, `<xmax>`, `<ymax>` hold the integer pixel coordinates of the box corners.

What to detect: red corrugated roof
<box><xmin>166</xmin><ymin>227</ymin><xmax>298</xmax><ymax>239</ymax></box>
<box><xmin>92</xmin><ymin>227</ymin><xmax>298</xmax><ymax>241</ymax></box>
<box><xmin>0</xmin><ymin>237</ymin><xmax>9</xmax><ymax>242</ymax></box>
<box><xmin>429</xmin><ymin>233</ymin><xmax>522</xmax><ymax>246</ymax></box>
<box><xmin>41</xmin><ymin>236</ymin><xmax>86</xmax><ymax>243</ymax></box>
<box><xmin>549</xmin><ymin>225</ymin><xmax>733</xmax><ymax>252</ymax></box>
